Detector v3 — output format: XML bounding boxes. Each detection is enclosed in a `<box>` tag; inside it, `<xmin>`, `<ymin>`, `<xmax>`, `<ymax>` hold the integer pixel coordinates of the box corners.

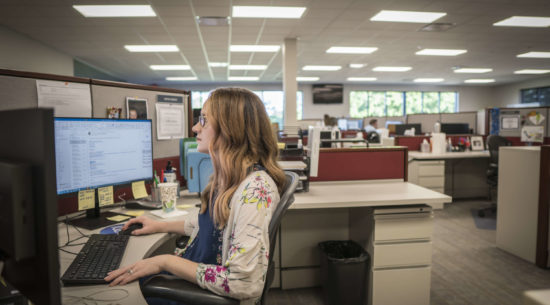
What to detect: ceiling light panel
<box><xmin>230</xmin><ymin>45</ymin><xmax>280</xmax><ymax>52</ymax></box>
<box><xmin>125</xmin><ymin>45</ymin><xmax>179</xmax><ymax>52</ymax></box>
<box><xmin>416</xmin><ymin>49</ymin><xmax>467</xmax><ymax>56</ymax></box>
<box><xmin>73</xmin><ymin>5</ymin><xmax>156</xmax><ymax>17</ymax></box>
<box><xmin>514</xmin><ymin>69</ymin><xmax>550</xmax><ymax>74</ymax></box>
<box><xmin>373</xmin><ymin>66</ymin><xmax>412</xmax><ymax>72</ymax></box>
<box><xmin>464</xmin><ymin>79</ymin><xmax>495</xmax><ymax>83</ymax></box>
<box><xmin>232</xmin><ymin>6</ymin><xmax>306</xmax><ymax>19</ymax></box>
<box><xmin>326</xmin><ymin>47</ymin><xmax>378</xmax><ymax>54</ymax></box>
<box><xmin>453</xmin><ymin>68</ymin><xmax>492</xmax><ymax>73</ymax></box>
<box><xmin>208</xmin><ymin>62</ymin><xmax>229</xmax><ymax>67</ymax></box>
<box><xmin>347</xmin><ymin>77</ymin><xmax>377</xmax><ymax>81</ymax></box>
<box><xmin>371</xmin><ymin>10</ymin><xmax>446</xmax><ymax>23</ymax></box>
<box><xmin>166</xmin><ymin>77</ymin><xmax>198</xmax><ymax>81</ymax></box>
<box><xmin>228</xmin><ymin>76</ymin><xmax>260</xmax><ymax>81</ymax></box>
<box><xmin>302</xmin><ymin>65</ymin><xmax>342</xmax><ymax>71</ymax></box>
<box><xmin>349</xmin><ymin>64</ymin><xmax>365</xmax><ymax>69</ymax></box>
<box><xmin>297</xmin><ymin>77</ymin><xmax>320</xmax><ymax>81</ymax></box>
<box><xmin>517</xmin><ymin>52</ymin><xmax>550</xmax><ymax>58</ymax></box>
<box><xmin>150</xmin><ymin>65</ymin><xmax>190</xmax><ymax>70</ymax></box>
<box><xmin>229</xmin><ymin>65</ymin><xmax>267</xmax><ymax>70</ymax></box>
<box><xmin>414</xmin><ymin>78</ymin><xmax>444</xmax><ymax>83</ymax></box>
<box><xmin>494</xmin><ymin>16</ymin><xmax>550</xmax><ymax>27</ymax></box>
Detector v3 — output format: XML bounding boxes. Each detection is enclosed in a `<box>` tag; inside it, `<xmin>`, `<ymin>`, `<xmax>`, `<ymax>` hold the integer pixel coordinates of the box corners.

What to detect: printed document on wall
<box><xmin>156</xmin><ymin>103</ymin><xmax>186</xmax><ymax>140</ymax></box>
<box><xmin>36</xmin><ymin>80</ymin><xmax>92</xmax><ymax>117</ymax></box>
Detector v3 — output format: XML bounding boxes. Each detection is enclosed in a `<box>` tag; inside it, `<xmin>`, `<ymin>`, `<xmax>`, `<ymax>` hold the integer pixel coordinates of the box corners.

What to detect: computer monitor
<box><xmin>395</xmin><ymin>123</ymin><xmax>422</xmax><ymax>135</ymax></box>
<box><xmin>347</xmin><ymin>119</ymin><xmax>363</xmax><ymax>130</ymax></box>
<box><xmin>441</xmin><ymin>123</ymin><xmax>470</xmax><ymax>134</ymax></box>
<box><xmin>54</xmin><ymin>118</ymin><xmax>153</xmax><ymax>229</ymax></box>
<box><xmin>337</xmin><ymin>118</ymin><xmax>347</xmax><ymax>130</ymax></box>
<box><xmin>0</xmin><ymin>108</ymin><xmax>61</xmax><ymax>304</ymax></box>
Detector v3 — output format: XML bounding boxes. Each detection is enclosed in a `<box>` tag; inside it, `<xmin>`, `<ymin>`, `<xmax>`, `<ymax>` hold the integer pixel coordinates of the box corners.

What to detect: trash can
<box><xmin>318</xmin><ymin>240</ymin><xmax>370</xmax><ymax>305</ymax></box>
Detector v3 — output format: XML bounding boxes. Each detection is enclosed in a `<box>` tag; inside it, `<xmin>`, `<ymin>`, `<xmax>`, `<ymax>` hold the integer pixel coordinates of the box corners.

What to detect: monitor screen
<box><xmin>395</xmin><ymin>123</ymin><xmax>422</xmax><ymax>135</ymax></box>
<box><xmin>441</xmin><ymin>123</ymin><xmax>470</xmax><ymax>134</ymax></box>
<box><xmin>312</xmin><ymin>84</ymin><xmax>343</xmax><ymax>104</ymax></box>
<box><xmin>347</xmin><ymin>119</ymin><xmax>363</xmax><ymax>130</ymax></box>
<box><xmin>337</xmin><ymin>118</ymin><xmax>348</xmax><ymax>130</ymax></box>
<box><xmin>54</xmin><ymin>118</ymin><xmax>153</xmax><ymax>195</ymax></box>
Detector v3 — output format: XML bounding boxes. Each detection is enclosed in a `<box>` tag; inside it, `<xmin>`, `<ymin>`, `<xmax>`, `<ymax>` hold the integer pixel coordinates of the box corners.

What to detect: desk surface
<box><xmin>293</xmin><ymin>180</ymin><xmax>452</xmax><ymax>210</ymax></box>
<box><xmin>59</xmin><ymin>193</ymin><xmax>200</xmax><ymax>305</ymax></box>
<box><xmin>409</xmin><ymin>150</ymin><xmax>490</xmax><ymax>160</ymax></box>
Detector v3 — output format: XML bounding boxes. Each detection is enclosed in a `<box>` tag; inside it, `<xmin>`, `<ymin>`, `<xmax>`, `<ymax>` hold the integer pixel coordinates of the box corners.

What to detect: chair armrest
<box><xmin>175</xmin><ymin>235</ymin><xmax>190</xmax><ymax>248</ymax></box>
<box><xmin>141</xmin><ymin>274</ymin><xmax>239</xmax><ymax>305</ymax></box>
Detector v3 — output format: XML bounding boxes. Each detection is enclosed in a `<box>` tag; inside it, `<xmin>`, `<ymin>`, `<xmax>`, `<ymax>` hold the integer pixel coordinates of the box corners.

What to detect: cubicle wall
<box><xmin>486</xmin><ymin>107</ymin><xmax>550</xmax><ymax>145</ymax></box>
<box><xmin>0</xmin><ymin>69</ymin><xmax>192</xmax><ymax>215</ymax></box>
<box><xmin>310</xmin><ymin>147</ymin><xmax>408</xmax><ymax>182</ymax></box>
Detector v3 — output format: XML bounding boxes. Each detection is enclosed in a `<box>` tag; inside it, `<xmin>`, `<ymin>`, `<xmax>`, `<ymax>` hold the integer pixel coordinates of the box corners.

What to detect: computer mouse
<box><xmin>119</xmin><ymin>223</ymin><xmax>143</xmax><ymax>235</ymax></box>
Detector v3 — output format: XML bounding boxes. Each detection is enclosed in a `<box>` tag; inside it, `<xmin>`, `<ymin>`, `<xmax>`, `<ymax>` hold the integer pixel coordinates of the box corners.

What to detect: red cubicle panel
<box><xmin>310</xmin><ymin>147</ymin><xmax>408</xmax><ymax>182</ymax></box>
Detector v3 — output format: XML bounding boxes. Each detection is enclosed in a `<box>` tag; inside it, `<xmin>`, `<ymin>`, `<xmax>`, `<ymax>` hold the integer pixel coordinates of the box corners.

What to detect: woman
<box><xmin>105</xmin><ymin>88</ymin><xmax>286</xmax><ymax>304</ymax></box>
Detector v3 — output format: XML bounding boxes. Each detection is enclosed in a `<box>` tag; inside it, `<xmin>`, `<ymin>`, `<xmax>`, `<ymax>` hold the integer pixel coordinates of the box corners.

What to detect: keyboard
<box><xmin>61</xmin><ymin>234</ymin><xmax>129</xmax><ymax>285</ymax></box>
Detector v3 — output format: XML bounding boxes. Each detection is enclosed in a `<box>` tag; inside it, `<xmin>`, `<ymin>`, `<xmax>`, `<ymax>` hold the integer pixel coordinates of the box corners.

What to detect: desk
<box><xmin>408</xmin><ymin>150</ymin><xmax>490</xmax><ymax>199</ymax></box>
<box><xmin>279</xmin><ymin>180</ymin><xmax>451</xmax><ymax>305</ymax></box>
<box><xmin>59</xmin><ymin>193</ymin><xmax>200</xmax><ymax>305</ymax></box>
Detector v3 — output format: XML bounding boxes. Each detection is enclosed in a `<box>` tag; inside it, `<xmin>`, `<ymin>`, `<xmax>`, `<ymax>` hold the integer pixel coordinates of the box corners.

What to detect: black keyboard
<box><xmin>61</xmin><ymin>234</ymin><xmax>129</xmax><ymax>285</ymax></box>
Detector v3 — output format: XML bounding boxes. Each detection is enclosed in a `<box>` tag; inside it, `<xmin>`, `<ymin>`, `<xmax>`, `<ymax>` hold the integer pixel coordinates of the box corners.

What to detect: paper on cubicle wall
<box><xmin>36</xmin><ymin>80</ymin><xmax>92</xmax><ymax>117</ymax></box>
<box><xmin>156</xmin><ymin>103</ymin><xmax>186</xmax><ymax>140</ymax></box>
<box><xmin>521</xmin><ymin>126</ymin><xmax>544</xmax><ymax>143</ymax></box>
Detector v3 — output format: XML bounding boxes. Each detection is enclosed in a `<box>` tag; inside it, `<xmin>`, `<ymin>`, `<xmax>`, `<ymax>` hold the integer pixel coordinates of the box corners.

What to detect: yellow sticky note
<box><xmin>277</xmin><ymin>142</ymin><xmax>286</xmax><ymax>149</ymax></box>
<box><xmin>98</xmin><ymin>186</ymin><xmax>114</xmax><ymax>207</ymax></box>
<box><xmin>78</xmin><ymin>190</ymin><xmax>95</xmax><ymax>211</ymax></box>
<box><xmin>132</xmin><ymin>180</ymin><xmax>148</xmax><ymax>199</ymax></box>
<box><xmin>106</xmin><ymin>215</ymin><xmax>131</xmax><ymax>222</ymax></box>
<box><xmin>124</xmin><ymin>210</ymin><xmax>145</xmax><ymax>217</ymax></box>
<box><xmin>178</xmin><ymin>204</ymin><xmax>195</xmax><ymax>209</ymax></box>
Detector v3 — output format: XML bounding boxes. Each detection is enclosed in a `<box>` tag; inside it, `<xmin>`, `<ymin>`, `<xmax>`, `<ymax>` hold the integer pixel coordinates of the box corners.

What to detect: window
<box><xmin>192</xmin><ymin>90</ymin><xmax>304</xmax><ymax>126</ymax></box>
<box><xmin>349</xmin><ymin>90</ymin><xmax>458</xmax><ymax>117</ymax></box>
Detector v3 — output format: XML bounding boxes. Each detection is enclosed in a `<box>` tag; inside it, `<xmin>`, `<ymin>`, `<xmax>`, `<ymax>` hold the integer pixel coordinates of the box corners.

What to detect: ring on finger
<box><xmin>127</xmin><ymin>268</ymin><xmax>134</xmax><ymax>275</ymax></box>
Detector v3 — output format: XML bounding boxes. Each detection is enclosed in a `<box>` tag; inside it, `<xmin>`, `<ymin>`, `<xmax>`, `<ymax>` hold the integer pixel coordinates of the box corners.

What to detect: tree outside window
<box><xmin>350</xmin><ymin>91</ymin><xmax>368</xmax><ymax>118</ymax></box>
<box><xmin>368</xmin><ymin>91</ymin><xmax>386</xmax><ymax>116</ymax></box>
<box><xmin>405</xmin><ymin>92</ymin><xmax>422</xmax><ymax>114</ymax></box>
<box><xmin>386</xmin><ymin>91</ymin><xmax>404</xmax><ymax>116</ymax></box>
<box><xmin>440</xmin><ymin>92</ymin><xmax>457</xmax><ymax>113</ymax></box>
<box><xmin>422</xmin><ymin>92</ymin><xmax>439</xmax><ymax>114</ymax></box>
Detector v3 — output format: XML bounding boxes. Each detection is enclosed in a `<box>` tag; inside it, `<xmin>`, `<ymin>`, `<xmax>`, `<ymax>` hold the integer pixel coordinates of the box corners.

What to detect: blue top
<box><xmin>180</xmin><ymin>164</ymin><xmax>267</xmax><ymax>265</ymax></box>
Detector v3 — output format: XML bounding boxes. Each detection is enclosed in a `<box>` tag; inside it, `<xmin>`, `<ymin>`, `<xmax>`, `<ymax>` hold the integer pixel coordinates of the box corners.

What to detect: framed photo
<box><xmin>126</xmin><ymin>97</ymin><xmax>148</xmax><ymax>119</ymax></box>
<box><xmin>470</xmin><ymin>136</ymin><xmax>484</xmax><ymax>151</ymax></box>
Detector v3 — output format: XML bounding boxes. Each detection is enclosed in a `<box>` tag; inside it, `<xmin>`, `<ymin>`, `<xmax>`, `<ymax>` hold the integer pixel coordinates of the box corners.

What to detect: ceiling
<box><xmin>1</xmin><ymin>0</ymin><xmax>550</xmax><ymax>86</ymax></box>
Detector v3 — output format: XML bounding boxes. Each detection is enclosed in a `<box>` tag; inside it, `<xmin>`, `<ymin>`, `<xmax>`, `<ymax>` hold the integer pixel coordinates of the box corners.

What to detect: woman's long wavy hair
<box><xmin>200</xmin><ymin>88</ymin><xmax>286</xmax><ymax>228</ymax></box>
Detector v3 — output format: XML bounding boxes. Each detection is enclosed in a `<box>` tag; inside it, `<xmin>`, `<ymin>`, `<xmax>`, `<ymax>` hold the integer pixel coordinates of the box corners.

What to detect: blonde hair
<box><xmin>200</xmin><ymin>88</ymin><xmax>286</xmax><ymax>228</ymax></box>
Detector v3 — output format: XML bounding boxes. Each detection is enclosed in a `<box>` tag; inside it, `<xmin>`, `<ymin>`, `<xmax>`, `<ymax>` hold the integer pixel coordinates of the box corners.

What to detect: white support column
<box><xmin>283</xmin><ymin>38</ymin><xmax>298</xmax><ymax>130</ymax></box>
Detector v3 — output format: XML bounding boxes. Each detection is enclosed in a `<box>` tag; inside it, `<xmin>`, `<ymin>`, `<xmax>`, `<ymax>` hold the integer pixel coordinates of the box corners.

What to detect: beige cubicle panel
<box><xmin>407</xmin><ymin>113</ymin><xmax>439</xmax><ymax>133</ymax></box>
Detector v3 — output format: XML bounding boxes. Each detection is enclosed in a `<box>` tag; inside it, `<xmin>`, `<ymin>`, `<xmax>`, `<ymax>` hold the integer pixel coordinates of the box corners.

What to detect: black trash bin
<box><xmin>318</xmin><ymin>240</ymin><xmax>370</xmax><ymax>305</ymax></box>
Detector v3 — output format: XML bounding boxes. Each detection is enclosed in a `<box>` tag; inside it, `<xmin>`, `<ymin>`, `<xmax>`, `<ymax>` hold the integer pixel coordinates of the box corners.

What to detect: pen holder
<box><xmin>159</xmin><ymin>182</ymin><xmax>178</xmax><ymax>213</ymax></box>
<box><xmin>151</xmin><ymin>186</ymin><xmax>161</xmax><ymax>202</ymax></box>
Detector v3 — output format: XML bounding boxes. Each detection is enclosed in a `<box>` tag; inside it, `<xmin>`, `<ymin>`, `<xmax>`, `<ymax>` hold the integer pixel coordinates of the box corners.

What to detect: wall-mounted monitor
<box><xmin>312</xmin><ymin>84</ymin><xmax>343</xmax><ymax>104</ymax></box>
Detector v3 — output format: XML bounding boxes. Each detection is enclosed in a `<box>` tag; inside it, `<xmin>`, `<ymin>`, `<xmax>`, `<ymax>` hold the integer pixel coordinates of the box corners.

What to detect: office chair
<box><xmin>478</xmin><ymin>135</ymin><xmax>511</xmax><ymax>217</ymax></box>
<box><xmin>366</xmin><ymin>131</ymin><xmax>380</xmax><ymax>144</ymax></box>
<box><xmin>141</xmin><ymin>171</ymin><xmax>300</xmax><ymax>305</ymax></box>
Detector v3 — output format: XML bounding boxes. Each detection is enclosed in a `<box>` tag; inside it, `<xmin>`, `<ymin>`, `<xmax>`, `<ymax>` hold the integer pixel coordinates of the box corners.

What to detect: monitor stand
<box><xmin>68</xmin><ymin>207</ymin><xmax>131</xmax><ymax>231</ymax></box>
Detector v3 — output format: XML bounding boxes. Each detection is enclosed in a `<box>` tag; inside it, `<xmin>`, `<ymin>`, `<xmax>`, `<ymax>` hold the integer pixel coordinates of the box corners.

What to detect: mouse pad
<box><xmin>100</xmin><ymin>223</ymin><xmax>125</xmax><ymax>235</ymax></box>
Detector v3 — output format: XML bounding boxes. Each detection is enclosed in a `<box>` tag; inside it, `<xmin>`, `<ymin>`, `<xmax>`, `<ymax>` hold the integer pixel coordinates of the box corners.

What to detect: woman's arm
<box><xmin>122</xmin><ymin>216</ymin><xmax>193</xmax><ymax>236</ymax></box>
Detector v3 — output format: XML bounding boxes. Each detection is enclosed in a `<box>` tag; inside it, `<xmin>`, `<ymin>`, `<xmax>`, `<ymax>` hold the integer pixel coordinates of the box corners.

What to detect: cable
<box><xmin>63</xmin><ymin>288</ymin><xmax>129</xmax><ymax>305</ymax></box>
<box><xmin>59</xmin><ymin>248</ymin><xmax>79</xmax><ymax>256</ymax></box>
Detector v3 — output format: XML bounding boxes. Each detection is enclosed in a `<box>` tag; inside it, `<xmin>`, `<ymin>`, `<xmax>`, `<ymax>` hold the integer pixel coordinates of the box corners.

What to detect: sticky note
<box><xmin>124</xmin><ymin>210</ymin><xmax>145</xmax><ymax>217</ymax></box>
<box><xmin>98</xmin><ymin>186</ymin><xmax>114</xmax><ymax>207</ymax></box>
<box><xmin>277</xmin><ymin>142</ymin><xmax>286</xmax><ymax>149</ymax></box>
<box><xmin>78</xmin><ymin>190</ymin><xmax>95</xmax><ymax>211</ymax></box>
<box><xmin>106</xmin><ymin>215</ymin><xmax>131</xmax><ymax>222</ymax></box>
<box><xmin>178</xmin><ymin>204</ymin><xmax>195</xmax><ymax>209</ymax></box>
<box><xmin>132</xmin><ymin>180</ymin><xmax>148</xmax><ymax>199</ymax></box>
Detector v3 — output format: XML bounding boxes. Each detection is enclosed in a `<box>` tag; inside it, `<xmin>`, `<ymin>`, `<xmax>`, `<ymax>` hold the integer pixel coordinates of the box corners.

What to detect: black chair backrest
<box><xmin>366</xmin><ymin>131</ymin><xmax>380</xmax><ymax>143</ymax></box>
<box><xmin>261</xmin><ymin>171</ymin><xmax>299</xmax><ymax>303</ymax></box>
<box><xmin>486</xmin><ymin>135</ymin><xmax>512</xmax><ymax>165</ymax></box>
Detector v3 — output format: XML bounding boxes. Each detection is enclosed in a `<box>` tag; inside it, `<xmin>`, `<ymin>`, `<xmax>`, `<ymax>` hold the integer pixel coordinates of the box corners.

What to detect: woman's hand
<box><xmin>122</xmin><ymin>216</ymin><xmax>164</xmax><ymax>235</ymax></box>
<box><xmin>104</xmin><ymin>255</ymin><xmax>167</xmax><ymax>286</ymax></box>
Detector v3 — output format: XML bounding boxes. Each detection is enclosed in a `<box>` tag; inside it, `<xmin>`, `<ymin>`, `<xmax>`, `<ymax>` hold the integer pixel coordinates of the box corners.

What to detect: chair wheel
<box><xmin>478</xmin><ymin>210</ymin><xmax>485</xmax><ymax>218</ymax></box>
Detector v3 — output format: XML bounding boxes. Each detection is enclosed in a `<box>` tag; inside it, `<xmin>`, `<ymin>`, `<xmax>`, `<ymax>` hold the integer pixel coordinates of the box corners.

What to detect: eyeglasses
<box><xmin>198</xmin><ymin>114</ymin><xmax>207</xmax><ymax>127</ymax></box>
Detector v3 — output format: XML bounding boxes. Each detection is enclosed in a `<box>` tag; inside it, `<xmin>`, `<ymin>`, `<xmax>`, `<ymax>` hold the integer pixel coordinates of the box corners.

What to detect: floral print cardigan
<box><xmin>176</xmin><ymin>170</ymin><xmax>280</xmax><ymax>304</ymax></box>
